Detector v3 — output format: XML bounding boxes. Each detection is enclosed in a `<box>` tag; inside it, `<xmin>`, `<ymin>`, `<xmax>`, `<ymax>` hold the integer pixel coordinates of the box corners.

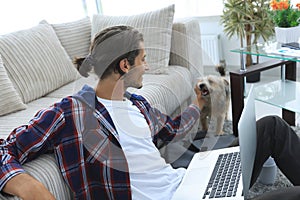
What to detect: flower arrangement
<box><xmin>270</xmin><ymin>0</ymin><xmax>300</xmax><ymax>27</ymax></box>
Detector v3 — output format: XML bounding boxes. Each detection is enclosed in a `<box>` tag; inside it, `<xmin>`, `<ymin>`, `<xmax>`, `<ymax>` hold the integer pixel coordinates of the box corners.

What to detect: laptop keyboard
<box><xmin>202</xmin><ymin>152</ymin><xmax>241</xmax><ymax>199</ymax></box>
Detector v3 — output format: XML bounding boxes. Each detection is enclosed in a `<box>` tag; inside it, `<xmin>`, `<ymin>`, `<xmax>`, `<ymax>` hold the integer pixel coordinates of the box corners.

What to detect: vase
<box><xmin>275</xmin><ymin>26</ymin><xmax>300</xmax><ymax>43</ymax></box>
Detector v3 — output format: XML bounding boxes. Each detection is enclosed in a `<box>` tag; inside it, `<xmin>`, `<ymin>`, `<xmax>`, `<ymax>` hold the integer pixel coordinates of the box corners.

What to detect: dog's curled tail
<box><xmin>215</xmin><ymin>59</ymin><xmax>226</xmax><ymax>77</ymax></box>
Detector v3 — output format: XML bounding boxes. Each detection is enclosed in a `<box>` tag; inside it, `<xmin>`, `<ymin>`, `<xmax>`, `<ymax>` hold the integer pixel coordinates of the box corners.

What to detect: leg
<box><xmin>251</xmin><ymin>115</ymin><xmax>300</xmax><ymax>187</ymax></box>
<box><xmin>200</xmin><ymin>114</ymin><xmax>208</xmax><ymax>131</ymax></box>
<box><xmin>215</xmin><ymin>115</ymin><xmax>225</xmax><ymax>135</ymax></box>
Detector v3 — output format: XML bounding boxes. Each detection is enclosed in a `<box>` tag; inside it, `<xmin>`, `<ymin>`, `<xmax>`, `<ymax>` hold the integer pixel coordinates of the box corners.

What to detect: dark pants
<box><xmin>251</xmin><ymin>116</ymin><xmax>300</xmax><ymax>200</ymax></box>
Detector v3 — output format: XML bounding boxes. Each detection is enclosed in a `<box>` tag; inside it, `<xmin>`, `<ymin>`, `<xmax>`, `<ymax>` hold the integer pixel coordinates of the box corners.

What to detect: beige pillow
<box><xmin>0</xmin><ymin>24</ymin><xmax>79</xmax><ymax>103</ymax></box>
<box><xmin>92</xmin><ymin>4</ymin><xmax>175</xmax><ymax>74</ymax></box>
<box><xmin>40</xmin><ymin>17</ymin><xmax>91</xmax><ymax>61</ymax></box>
<box><xmin>0</xmin><ymin>54</ymin><xmax>26</xmax><ymax>116</ymax></box>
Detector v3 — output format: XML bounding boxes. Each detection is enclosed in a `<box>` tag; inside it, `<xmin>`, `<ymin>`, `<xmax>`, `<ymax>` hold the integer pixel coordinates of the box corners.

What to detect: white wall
<box><xmin>195</xmin><ymin>16</ymin><xmax>286</xmax><ymax>77</ymax></box>
<box><xmin>196</xmin><ymin>16</ymin><xmax>240</xmax><ymax>68</ymax></box>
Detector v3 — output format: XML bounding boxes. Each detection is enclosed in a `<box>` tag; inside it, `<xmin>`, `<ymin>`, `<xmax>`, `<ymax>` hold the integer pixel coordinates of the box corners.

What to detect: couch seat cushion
<box><xmin>0</xmin><ymin>74</ymin><xmax>98</xmax><ymax>139</ymax></box>
<box><xmin>46</xmin><ymin>73</ymin><xmax>99</xmax><ymax>98</ymax></box>
<box><xmin>0</xmin><ymin>97</ymin><xmax>61</xmax><ymax>138</ymax></box>
<box><xmin>0</xmin><ymin>154</ymin><xmax>72</xmax><ymax>200</ymax></box>
<box><xmin>128</xmin><ymin>65</ymin><xmax>193</xmax><ymax>115</ymax></box>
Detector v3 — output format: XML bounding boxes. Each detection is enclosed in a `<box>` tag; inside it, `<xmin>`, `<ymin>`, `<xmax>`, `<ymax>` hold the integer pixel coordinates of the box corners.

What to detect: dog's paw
<box><xmin>215</xmin><ymin>130</ymin><xmax>224</xmax><ymax>136</ymax></box>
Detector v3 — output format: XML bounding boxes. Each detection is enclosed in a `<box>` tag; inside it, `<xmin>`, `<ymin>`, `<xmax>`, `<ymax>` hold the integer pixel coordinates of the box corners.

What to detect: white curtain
<box><xmin>83</xmin><ymin>0</ymin><xmax>102</xmax><ymax>16</ymax></box>
<box><xmin>0</xmin><ymin>0</ymin><xmax>86</xmax><ymax>35</ymax></box>
<box><xmin>0</xmin><ymin>0</ymin><xmax>224</xmax><ymax>35</ymax></box>
<box><xmin>100</xmin><ymin>0</ymin><xmax>224</xmax><ymax>18</ymax></box>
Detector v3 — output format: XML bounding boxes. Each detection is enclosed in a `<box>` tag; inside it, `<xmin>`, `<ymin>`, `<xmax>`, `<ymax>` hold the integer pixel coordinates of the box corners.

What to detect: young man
<box><xmin>0</xmin><ymin>25</ymin><xmax>206</xmax><ymax>200</ymax></box>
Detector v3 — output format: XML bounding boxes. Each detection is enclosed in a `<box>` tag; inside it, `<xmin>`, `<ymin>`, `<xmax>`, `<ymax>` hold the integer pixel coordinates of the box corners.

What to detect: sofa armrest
<box><xmin>169</xmin><ymin>17</ymin><xmax>203</xmax><ymax>84</ymax></box>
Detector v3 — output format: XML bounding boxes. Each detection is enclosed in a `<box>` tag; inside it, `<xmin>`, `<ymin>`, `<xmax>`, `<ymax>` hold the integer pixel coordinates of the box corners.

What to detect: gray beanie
<box><xmin>78</xmin><ymin>26</ymin><xmax>143</xmax><ymax>78</ymax></box>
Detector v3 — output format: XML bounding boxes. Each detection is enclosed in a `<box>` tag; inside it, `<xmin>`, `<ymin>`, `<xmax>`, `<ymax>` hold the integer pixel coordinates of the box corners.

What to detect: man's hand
<box><xmin>3</xmin><ymin>173</ymin><xmax>56</xmax><ymax>200</ymax></box>
<box><xmin>192</xmin><ymin>84</ymin><xmax>207</xmax><ymax>110</ymax></box>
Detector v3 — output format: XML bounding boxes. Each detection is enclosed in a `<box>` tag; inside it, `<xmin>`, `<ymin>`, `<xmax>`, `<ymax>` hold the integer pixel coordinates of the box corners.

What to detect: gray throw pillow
<box><xmin>0</xmin><ymin>54</ymin><xmax>26</xmax><ymax>116</ymax></box>
<box><xmin>0</xmin><ymin>24</ymin><xmax>79</xmax><ymax>103</ymax></box>
<box><xmin>40</xmin><ymin>17</ymin><xmax>91</xmax><ymax>61</ymax></box>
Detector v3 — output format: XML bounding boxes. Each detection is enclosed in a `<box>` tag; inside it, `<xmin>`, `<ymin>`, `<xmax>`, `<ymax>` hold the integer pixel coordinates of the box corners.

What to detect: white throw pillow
<box><xmin>40</xmin><ymin>17</ymin><xmax>91</xmax><ymax>61</ymax></box>
<box><xmin>0</xmin><ymin>54</ymin><xmax>26</xmax><ymax>116</ymax></box>
<box><xmin>0</xmin><ymin>24</ymin><xmax>79</xmax><ymax>103</ymax></box>
<box><xmin>92</xmin><ymin>4</ymin><xmax>175</xmax><ymax>74</ymax></box>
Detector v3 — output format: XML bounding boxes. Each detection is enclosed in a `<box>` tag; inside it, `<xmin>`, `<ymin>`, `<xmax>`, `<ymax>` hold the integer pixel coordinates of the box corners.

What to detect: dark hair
<box><xmin>74</xmin><ymin>25</ymin><xmax>144</xmax><ymax>79</ymax></box>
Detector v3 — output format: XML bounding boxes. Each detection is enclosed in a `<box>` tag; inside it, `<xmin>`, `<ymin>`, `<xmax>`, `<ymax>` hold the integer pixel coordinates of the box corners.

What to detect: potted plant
<box><xmin>221</xmin><ymin>0</ymin><xmax>274</xmax><ymax>82</ymax></box>
<box><xmin>269</xmin><ymin>0</ymin><xmax>300</xmax><ymax>43</ymax></box>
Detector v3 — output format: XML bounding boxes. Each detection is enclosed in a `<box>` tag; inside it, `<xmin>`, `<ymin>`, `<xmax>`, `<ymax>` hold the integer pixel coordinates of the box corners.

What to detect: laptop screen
<box><xmin>238</xmin><ymin>85</ymin><xmax>257</xmax><ymax>197</ymax></box>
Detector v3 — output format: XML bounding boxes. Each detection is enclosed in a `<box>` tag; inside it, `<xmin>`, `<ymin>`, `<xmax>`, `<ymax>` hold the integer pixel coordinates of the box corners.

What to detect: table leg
<box><xmin>282</xmin><ymin>109</ymin><xmax>296</xmax><ymax>126</ymax></box>
<box><xmin>283</xmin><ymin>61</ymin><xmax>296</xmax><ymax>125</ymax></box>
<box><xmin>281</xmin><ymin>65</ymin><xmax>285</xmax><ymax>81</ymax></box>
<box><xmin>230</xmin><ymin>73</ymin><xmax>245</xmax><ymax>136</ymax></box>
<box><xmin>285</xmin><ymin>61</ymin><xmax>296</xmax><ymax>81</ymax></box>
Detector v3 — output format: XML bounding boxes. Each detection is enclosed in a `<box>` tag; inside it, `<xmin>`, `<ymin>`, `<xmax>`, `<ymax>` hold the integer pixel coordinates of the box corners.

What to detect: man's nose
<box><xmin>144</xmin><ymin>63</ymin><xmax>149</xmax><ymax>71</ymax></box>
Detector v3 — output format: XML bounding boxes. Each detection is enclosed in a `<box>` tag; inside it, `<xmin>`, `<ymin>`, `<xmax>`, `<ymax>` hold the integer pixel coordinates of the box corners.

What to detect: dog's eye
<box><xmin>208</xmin><ymin>79</ymin><xmax>215</xmax><ymax>84</ymax></box>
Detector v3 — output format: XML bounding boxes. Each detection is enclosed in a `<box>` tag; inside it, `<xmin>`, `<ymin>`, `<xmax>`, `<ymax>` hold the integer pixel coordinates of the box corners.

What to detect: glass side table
<box><xmin>230</xmin><ymin>42</ymin><xmax>298</xmax><ymax>136</ymax></box>
<box><xmin>254</xmin><ymin>80</ymin><xmax>300</xmax><ymax>114</ymax></box>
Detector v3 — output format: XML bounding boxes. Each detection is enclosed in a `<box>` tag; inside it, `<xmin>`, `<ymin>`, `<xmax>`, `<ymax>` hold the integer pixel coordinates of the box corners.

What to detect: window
<box><xmin>0</xmin><ymin>0</ymin><xmax>86</xmax><ymax>35</ymax></box>
<box><xmin>0</xmin><ymin>0</ymin><xmax>225</xmax><ymax>35</ymax></box>
<box><xmin>100</xmin><ymin>0</ymin><xmax>224</xmax><ymax>18</ymax></box>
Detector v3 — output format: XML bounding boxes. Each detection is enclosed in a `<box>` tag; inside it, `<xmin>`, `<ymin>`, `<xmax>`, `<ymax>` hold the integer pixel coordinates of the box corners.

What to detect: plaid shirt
<box><xmin>0</xmin><ymin>85</ymin><xmax>200</xmax><ymax>199</ymax></box>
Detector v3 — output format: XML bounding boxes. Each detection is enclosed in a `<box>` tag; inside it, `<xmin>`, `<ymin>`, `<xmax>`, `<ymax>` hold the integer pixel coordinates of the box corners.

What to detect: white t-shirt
<box><xmin>97</xmin><ymin>97</ymin><xmax>186</xmax><ymax>200</ymax></box>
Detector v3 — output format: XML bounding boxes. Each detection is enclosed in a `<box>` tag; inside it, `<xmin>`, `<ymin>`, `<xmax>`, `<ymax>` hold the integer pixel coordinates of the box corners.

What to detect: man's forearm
<box><xmin>3</xmin><ymin>173</ymin><xmax>40</xmax><ymax>196</ymax></box>
<box><xmin>3</xmin><ymin>173</ymin><xmax>56</xmax><ymax>200</ymax></box>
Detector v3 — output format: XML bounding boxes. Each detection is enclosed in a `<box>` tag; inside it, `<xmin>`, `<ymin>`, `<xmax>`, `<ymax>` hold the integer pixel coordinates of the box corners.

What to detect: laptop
<box><xmin>172</xmin><ymin>85</ymin><xmax>257</xmax><ymax>200</ymax></box>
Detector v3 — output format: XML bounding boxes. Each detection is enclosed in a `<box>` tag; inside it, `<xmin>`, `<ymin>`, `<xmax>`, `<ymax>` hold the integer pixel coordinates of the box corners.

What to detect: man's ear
<box><xmin>119</xmin><ymin>58</ymin><xmax>129</xmax><ymax>73</ymax></box>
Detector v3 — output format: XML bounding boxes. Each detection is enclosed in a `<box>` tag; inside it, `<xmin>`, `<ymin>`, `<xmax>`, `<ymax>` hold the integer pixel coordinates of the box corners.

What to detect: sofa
<box><xmin>0</xmin><ymin>4</ymin><xmax>203</xmax><ymax>199</ymax></box>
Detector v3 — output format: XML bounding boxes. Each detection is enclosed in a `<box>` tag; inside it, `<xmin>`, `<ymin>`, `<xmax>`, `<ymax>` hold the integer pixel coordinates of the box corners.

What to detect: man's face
<box><xmin>124</xmin><ymin>42</ymin><xmax>148</xmax><ymax>89</ymax></box>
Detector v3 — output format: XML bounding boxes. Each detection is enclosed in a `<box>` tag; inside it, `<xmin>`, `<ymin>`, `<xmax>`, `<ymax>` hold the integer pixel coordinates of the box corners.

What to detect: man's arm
<box><xmin>3</xmin><ymin>173</ymin><xmax>55</xmax><ymax>200</ymax></box>
<box><xmin>149</xmin><ymin>84</ymin><xmax>207</xmax><ymax>144</ymax></box>
<box><xmin>0</xmin><ymin>101</ymin><xmax>67</xmax><ymax>199</ymax></box>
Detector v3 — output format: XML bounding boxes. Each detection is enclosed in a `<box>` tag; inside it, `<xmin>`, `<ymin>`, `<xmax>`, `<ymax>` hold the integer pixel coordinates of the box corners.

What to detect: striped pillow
<box><xmin>0</xmin><ymin>54</ymin><xmax>26</xmax><ymax>116</ymax></box>
<box><xmin>40</xmin><ymin>17</ymin><xmax>91</xmax><ymax>61</ymax></box>
<box><xmin>92</xmin><ymin>5</ymin><xmax>175</xmax><ymax>74</ymax></box>
<box><xmin>0</xmin><ymin>24</ymin><xmax>79</xmax><ymax>103</ymax></box>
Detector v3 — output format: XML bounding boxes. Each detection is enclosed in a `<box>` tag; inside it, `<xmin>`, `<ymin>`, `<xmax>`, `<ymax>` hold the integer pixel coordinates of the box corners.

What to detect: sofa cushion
<box><xmin>0</xmin><ymin>154</ymin><xmax>72</xmax><ymax>200</ymax></box>
<box><xmin>0</xmin><ymin>54</ymin><xmax>26</xmax><ymax>116</ymax></box>
<box><xmin>0</xmin><ymin>24</ymin><xmax>79</xmax><ymax>103</ymax></box>
<box><xmin>0</xmin><ymin>97</ymin><xmax>62</xmax><ymax>139</ymax></box>
<box><xmin>40</xmin><ymin>17</ymin><xmax>91</xmax><ymax>61</ymax></box>
<box><xmin>0</xmin><ymin>74</ymin><xmax>98</xmax><ymax>138</ymax></box>
<box><xmin>23</xmin><ymin>154</ymin><xmax>72</xmax><ymax>199</ymax></box>
<box><xmin>169</xmin><ymin>18</ymin><xmax>203</xmax><ymax>84</ymax></box>
<box><xmin>91</xmin><ymin>4</ymin><xmax>175</xmax><ymax>74</ymax></box>
<box><xmin>46</xmin><ymin>73</ymin><xmax>99</xmax><ymax>99</ymax></box>
<box><xmin>128</xmin><ymin>65</ymin><xmax>192</xmax><ymax>115</ymax></box>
